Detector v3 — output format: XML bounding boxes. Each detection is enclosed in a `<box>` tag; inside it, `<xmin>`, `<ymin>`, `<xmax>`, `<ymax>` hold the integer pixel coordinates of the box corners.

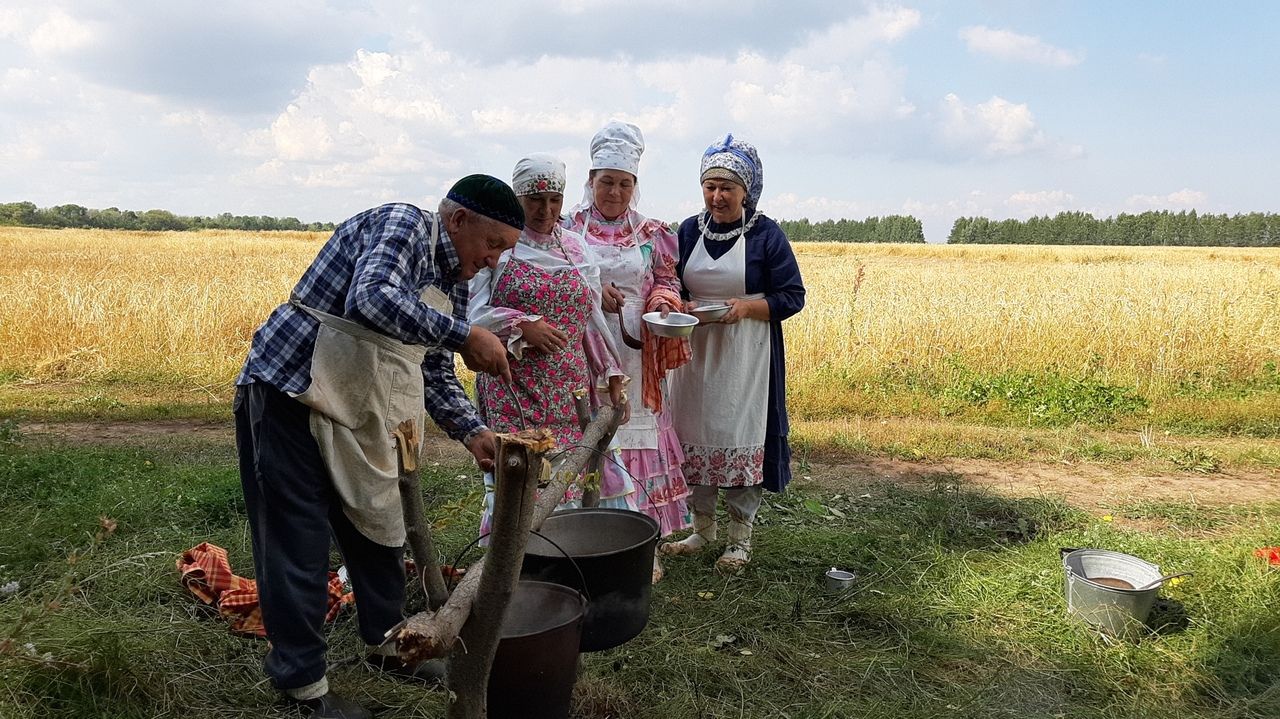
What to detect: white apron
<box><xmin>669</xmin><ymin>232</ymin><xmax>770</xmax><ymax>487</ymax></box>
<box><xmin>592</xmin><ymin>241</ymin><xmax>659</xmax><ymax>451</ymax></box>
<box><xmin>288</xmin><ymin>220</ymin><xmax>450</xmax><ymax>547</ymax></box>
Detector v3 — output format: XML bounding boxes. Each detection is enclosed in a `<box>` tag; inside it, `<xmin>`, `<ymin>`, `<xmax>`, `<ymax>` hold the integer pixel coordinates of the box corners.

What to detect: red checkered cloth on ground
<box><xmin>641</xmin><ymin>287</ymin><xmax>691</xmax><ymax>413</ymax></box>
<box><xmin>177</xmin><ymin>542</ymin><xmax>353</xmax><ymax>638</ymax></box>
<box><xmin>1255</xmin><ymin>547</ymin><xmax>1280</xmax><ymax>566</ymax></box>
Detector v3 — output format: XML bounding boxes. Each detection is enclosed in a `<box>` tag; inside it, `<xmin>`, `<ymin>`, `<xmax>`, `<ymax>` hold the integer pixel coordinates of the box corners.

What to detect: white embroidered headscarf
<box><xmin>569</xmin><ymin>120</ymin><xmax>649</xmax><ymax>226</ymax></box>
<box><xmin>512</xmin><ymin>153</ymin><xmax>567</xmax><ymax>197</ymax></box>
<box><xmin>700</xmin><ymin>134</ymin><xmax>764</xmax><ymax>211</ymax></box>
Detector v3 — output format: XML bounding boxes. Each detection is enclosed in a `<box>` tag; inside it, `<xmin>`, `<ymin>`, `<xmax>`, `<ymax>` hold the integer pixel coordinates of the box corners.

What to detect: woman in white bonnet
<box><xmin>470</xmin><ymin>152</ymin><xmax>636</xmax><ymax>540</ymax></box>
<box><xmin>565</xmin><ymin>121</ymin><xmax>692</xmax><ymax>583</ymax></box>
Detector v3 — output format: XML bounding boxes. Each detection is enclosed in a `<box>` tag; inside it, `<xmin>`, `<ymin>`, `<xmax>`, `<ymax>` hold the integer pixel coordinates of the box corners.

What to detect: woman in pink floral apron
<box><xmin>565</xmin><ymin>121</ymin><xmax>693</xmax><ymax>583</ymax></box>
<box><xmin>470</xmin><ymin>153</ymin><xmax>635</xmax><ymax>539</ymax></box>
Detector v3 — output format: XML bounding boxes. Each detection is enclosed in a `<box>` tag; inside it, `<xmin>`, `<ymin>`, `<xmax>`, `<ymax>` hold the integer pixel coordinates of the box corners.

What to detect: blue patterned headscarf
<box><xmin>700</xmin><ymin>134</ymin><xmax>764</xmax><ymax>210</ymax></box>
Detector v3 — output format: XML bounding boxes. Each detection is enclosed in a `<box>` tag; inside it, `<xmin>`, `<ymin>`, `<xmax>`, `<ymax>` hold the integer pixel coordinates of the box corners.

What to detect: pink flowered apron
<box><xmin>476</xmin><ymin>254</ymin><xmax>591</xmax><ymax>452</ymax></box>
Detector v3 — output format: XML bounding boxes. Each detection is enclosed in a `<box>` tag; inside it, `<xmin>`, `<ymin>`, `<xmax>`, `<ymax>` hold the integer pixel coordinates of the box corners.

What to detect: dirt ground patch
<box><xmin>799</xmin><ymin>456</ymin><xmax>1278</xmax><ymax>511</ymax></box>
<box><xmin>20</xmin><ymin>418</ymin><xmax>1277</xmax><ymax>511</ymax></box>
<box><xmin>20</xmin><ymin>419</ymin><xmax>471</xmax><ymax>463</ymax></box>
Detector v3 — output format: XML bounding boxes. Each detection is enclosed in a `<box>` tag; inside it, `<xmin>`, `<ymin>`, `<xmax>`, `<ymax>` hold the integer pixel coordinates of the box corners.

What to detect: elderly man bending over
<box><xmin>234</xmin><ymin>175</ymin><xmax>522</xmax><ymax>719</ymax></box>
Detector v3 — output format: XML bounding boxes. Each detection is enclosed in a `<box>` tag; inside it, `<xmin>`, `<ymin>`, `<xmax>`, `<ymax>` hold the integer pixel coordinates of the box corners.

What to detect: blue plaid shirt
<box><xmin>236</xmin><ymin>203</ymin><xmax>485</xmax><ymax>441</ymax></box>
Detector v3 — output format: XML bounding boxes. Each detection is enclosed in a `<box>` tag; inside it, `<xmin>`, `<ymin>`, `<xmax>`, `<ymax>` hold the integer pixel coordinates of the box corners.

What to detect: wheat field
<box><xmin>3</xmin><ymin>227</ymin><xmax>1278</xmax><ymax>408</ymax></box>
<box><xmin>788</xmin><ymin>242</ymin><xmax>1280</xmax><ymax>414</ymax></box>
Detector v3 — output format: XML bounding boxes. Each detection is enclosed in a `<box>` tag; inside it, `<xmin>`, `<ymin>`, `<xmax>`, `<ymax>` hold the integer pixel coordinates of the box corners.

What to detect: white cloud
<box><xmin>787</xmin><ymin>6</ymin><xmax>921</xmax><ymax>67</ymax></box>
<box><xmin>238</xmin><ymin>1</ymin><xmax>922</xmax><ymax>201</ymax></box>
<box><xmin>959</xmin><ymin>25</ymin><xmax>1082</xmax><ymax>67</ymax></box>
<box><xmin>270</xmin><ymin>105</ymin><xmax>335</xmax><ymax>161</ymax></box>
<box><xmin>392</xmin><ymin>0</ymin><xmax>857</xmax><ymax>63</ymax></box>
<box><xmin>770</xmin><ymin>192</ymin><xmax>869</xmax><ymax>221</ymax></box>
<box><xmin>1125</xmin><ymin>189</ymin><xmax>1207</xmax><ymax>210</ymax></box>
<box><xmin>28</xmin><ymin>9</ymin><xmax>96</xmax><ymax>54</ymax></box>
<box><xmin>938</xmin><ymin>93</ymin><xmax>1046</xmax><ymax>157</ymax></box>
<box><xmin>0</xmin><ymin>7</ymin><xmax>36</xmax><ymax>39</ymax></box>
<box><xmin>1005</xmin><ymin>190</ymin><xmax>1076</xmax><ymax>216</ymax></box>
<box><xmin>0</xmin><ymin>132</ymin><xmax>44</xmax><ymax>164</ymax></box>
<box><xmin>0</xmin><ymin>3</ymin><xmax>1128</xmax><ymax>232</ymax></box>
<box><xmin>0</xmin><ymin>67</ymin><xmax>52</xmax><ymax>106</ymax></box>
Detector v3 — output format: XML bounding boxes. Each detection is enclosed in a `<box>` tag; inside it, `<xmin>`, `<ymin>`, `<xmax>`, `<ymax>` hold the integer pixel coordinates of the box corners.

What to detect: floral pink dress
<box><xmin>470</xmin><ymin>226</ymin><xmax>635</xmax><ymax>538</ymax></box>
<box><xmin>565</xmin><ymin>206</ymin><xmax>692</xmax><ymax>536</ymax></box>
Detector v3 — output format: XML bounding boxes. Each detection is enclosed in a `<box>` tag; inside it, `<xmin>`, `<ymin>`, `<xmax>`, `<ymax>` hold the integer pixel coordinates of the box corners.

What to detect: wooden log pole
<box><xmin>532</xmin><ymin>405</ymin><xmax>620</xmax><ymax>528</ymax></box>
<box><xmin>572</xmin><ymin>389</ymin><xmax>600</xmax><ymax>507</ymax></box>
<box><xmin>395</xmin><ymin>563</ymin><xmax>485</xmax><ymax>662</ymax></box>
<box><xmin>393</xmin><ymin>407</ymin><xmax>620</xmax><ymax>663</ymax></box>
<box><xmin>393</xmin><ymin>419</ymin><xmax>450</xmax><ymax>611</ymax></box>
<box><xmin>446</xmin><ymin>430</ymin><xmax>549</xmax><ymax>719</ymax></box>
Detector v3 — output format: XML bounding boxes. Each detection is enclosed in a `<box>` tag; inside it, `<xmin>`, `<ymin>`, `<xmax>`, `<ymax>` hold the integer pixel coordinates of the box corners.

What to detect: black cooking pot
<box><xmin>522</xmin><ymin>508</ymin><xmax>659</xmax><ymax>652</ymax></box>
<box><xmin>489</xmin><ymin>580</ymin><xmax>585</xmax><ymax>719</ymax></box>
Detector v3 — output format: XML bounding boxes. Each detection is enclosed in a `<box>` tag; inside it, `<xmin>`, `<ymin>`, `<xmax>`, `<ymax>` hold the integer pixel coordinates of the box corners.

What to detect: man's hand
<box><xmin>518</xmin><ymin>319</ymin><xmax>569</xmax><ymax>355</ymax></box>
<box><xmin>461</xmin><ymin>326</ymin><xmax>512</xmax><ymax>382</ymax></box>
<box><xmin>465</xmin><ymin>429</ymin><xmax>497</xmax><ymax>472</ymax></box>
<box><xmin>602</xmin><ymin>283</ymin><xmax>626</xmax><ymax>314</ymax></box>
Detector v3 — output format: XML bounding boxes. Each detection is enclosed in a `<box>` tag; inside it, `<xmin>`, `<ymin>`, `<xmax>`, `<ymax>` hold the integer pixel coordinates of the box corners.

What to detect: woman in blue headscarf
<box><xmin>660</xmin><ymin>134</ymin><xmax>805</xmax><ymax>574</ymax></box>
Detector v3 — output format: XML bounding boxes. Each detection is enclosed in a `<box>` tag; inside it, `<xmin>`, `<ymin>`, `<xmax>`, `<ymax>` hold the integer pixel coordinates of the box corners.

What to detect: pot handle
<box><xmin>446</xmin><ymin>528</ymin><xmax>593</xmax><ymax>601</ymax></box>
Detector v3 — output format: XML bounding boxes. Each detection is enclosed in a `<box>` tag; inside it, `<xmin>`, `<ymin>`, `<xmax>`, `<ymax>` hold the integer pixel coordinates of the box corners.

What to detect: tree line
<box><xmin>0</xmin><ymin>201</ymin><xmax>335</xmax><ymax>233</ymax></box>
<box><xmin>777</xmin><ymin>215</ymin><xmax>926</xmax><ymax>243</ymax></box>
<box><xmin>949</xmin><ymin>210</ymin><xmax>1279</xmax><ymax>247</ymax></box>
<box><xmin>12</xmin><ymin>199</ymin><xmax>1276</xmax><ymax>247</ymax></box>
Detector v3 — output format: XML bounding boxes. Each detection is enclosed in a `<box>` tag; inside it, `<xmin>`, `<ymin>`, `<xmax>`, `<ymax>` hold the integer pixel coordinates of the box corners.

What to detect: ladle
<box><xmin>612</xmin><ymin>284</ymin><xmax>645</xmax><ymax>350</ymax></box>
<box><xmin>617</xmin><ymin>312</ymin><xmax>643</xmax><ymax>350</ymax></box>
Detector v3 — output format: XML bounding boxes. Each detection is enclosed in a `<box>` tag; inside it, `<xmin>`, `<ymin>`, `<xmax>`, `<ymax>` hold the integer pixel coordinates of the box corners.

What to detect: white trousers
<box><xmin>687</xmin><ymin>484</ymin><xmax>763</xmax><ymax>527</ymax></box>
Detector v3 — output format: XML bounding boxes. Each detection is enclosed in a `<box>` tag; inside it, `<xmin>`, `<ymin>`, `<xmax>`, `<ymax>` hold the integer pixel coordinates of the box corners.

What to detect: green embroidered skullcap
<box><xmin>445</xmin><ymin>174</ymin><xmax>524</xmax><ymax>230</ymax></box>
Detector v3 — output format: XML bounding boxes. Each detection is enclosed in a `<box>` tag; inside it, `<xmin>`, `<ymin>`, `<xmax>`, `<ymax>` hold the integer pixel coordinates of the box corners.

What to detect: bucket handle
<box><xmin>548</xmin><ymin>443</ymin><xmax>656</xmax><ymax>508</ymax></box>
<box><xmin>446</xmin><ymin>529</ymin><xmax>593</xmax><ymax>602</ymax></box>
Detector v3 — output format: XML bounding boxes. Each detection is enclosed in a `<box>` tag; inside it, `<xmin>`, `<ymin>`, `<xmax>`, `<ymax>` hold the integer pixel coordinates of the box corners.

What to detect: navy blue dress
<box><xmin>676</xmin><ymin>211</ymin><xmax>805</xmax><ymax>492</ymax></box>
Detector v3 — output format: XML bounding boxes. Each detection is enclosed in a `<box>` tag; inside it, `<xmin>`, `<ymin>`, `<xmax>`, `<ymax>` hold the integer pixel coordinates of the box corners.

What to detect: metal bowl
<box><xmin>642</xmin><ymin>311</ymin><xmax>698</xmax><ymax>338</ymax></box>
<box><xmin>824</xmin><ymin>568</ymin><xmax>856</xmax><ymax>593</ymax></box>
<box><xmin>688</xmin><ymin>304</ymin><xmax>730</xmax><ymax>324</ymax></box>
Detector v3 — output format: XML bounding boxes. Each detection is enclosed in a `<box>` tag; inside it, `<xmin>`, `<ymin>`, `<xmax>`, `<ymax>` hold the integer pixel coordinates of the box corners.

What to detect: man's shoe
<box><xmin>366</xmin><ymin>653</ymin><xmax>447</xmax><ymax>683</ymax></box>
<box><xmin>294</xmin><ymin>691</ymin><xmax>373</xmax><ymax>719</ymax></box>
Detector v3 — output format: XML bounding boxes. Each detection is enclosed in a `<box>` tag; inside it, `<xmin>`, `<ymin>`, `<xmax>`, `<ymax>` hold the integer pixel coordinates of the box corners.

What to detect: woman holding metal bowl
<box><xmin>661</xmin><ymin>134</ymin><xmax>806</xmax><ymax>574</ymax></box>
<box><xmin>565</xmin><ymin>121</ymin><xmax>694</xmax><ymax>583</ymax></box>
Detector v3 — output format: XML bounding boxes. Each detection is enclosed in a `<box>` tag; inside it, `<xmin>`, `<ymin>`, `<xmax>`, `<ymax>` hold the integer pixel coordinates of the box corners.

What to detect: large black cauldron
<box><xmin>489</xmin><ymin>580</ymin><xmax>585</xmax><ymax>719</ymax></box>
<box><xmin>522</xmin><ymin>508</ymin><xmax>659</xmax><ymax>652</ymax></box>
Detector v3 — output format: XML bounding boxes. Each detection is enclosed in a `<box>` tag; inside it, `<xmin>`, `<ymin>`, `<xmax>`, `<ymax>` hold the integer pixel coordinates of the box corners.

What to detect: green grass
<box><xmin>3</xmin><ymin>368</ymin><xmax>1278</xmax><ymax>471</ymax></box>
<box><xmin>2</xmin><ymin>433</ymin><xmax>1278</xmax><ymax>718</ymax></box>
<box><xmin>790</xmin><ymin>361</ymin><xmax>1280</xmax><ymax>440</ymax></box>
<box><xmin>0</xmin><ymin>380</ymin><xmax>231</xmax><ymax>423</ymax></box>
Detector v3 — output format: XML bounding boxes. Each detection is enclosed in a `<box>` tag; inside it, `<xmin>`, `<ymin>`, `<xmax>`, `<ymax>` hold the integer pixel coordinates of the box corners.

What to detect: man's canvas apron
<box><xmin>288</xmin><ymin>220</ymin><xmax>450</xmax><ymax>547</ymax></box>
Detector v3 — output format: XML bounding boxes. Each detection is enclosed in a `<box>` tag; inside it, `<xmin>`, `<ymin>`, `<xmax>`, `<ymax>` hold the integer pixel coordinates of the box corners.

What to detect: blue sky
<box><xmin>1</xmin><ymin>1</ymin><xmax>1276</xmax><ymax>242</ymax></box>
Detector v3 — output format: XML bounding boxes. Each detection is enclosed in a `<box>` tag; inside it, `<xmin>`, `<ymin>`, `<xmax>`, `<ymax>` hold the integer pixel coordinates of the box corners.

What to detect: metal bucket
<box><xmin>1062</xmin><ymin>548</ymin><xmax>1163</xmax><ymax>637</ymax></box>
<box><xmin>522</xmin><ymin>508</ymin><xmax>659</xmax><ymax>652</ymax></box>
<box><xmin>488</xmin><ymin>580</ymin><xmax>586</xmax><ymax>719</ymax></box>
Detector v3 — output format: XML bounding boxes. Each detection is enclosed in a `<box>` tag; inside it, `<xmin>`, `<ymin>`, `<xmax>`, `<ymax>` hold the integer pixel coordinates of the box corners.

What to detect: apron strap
<box><xmin>289</xmin><ymin>296</ymin><xmax>421</xmax><ymax>356</ymax></box>
<box><xmin>288</xmin><ymin>210</ymin><xmax>447</xmax><ymax>355</ymax></box>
